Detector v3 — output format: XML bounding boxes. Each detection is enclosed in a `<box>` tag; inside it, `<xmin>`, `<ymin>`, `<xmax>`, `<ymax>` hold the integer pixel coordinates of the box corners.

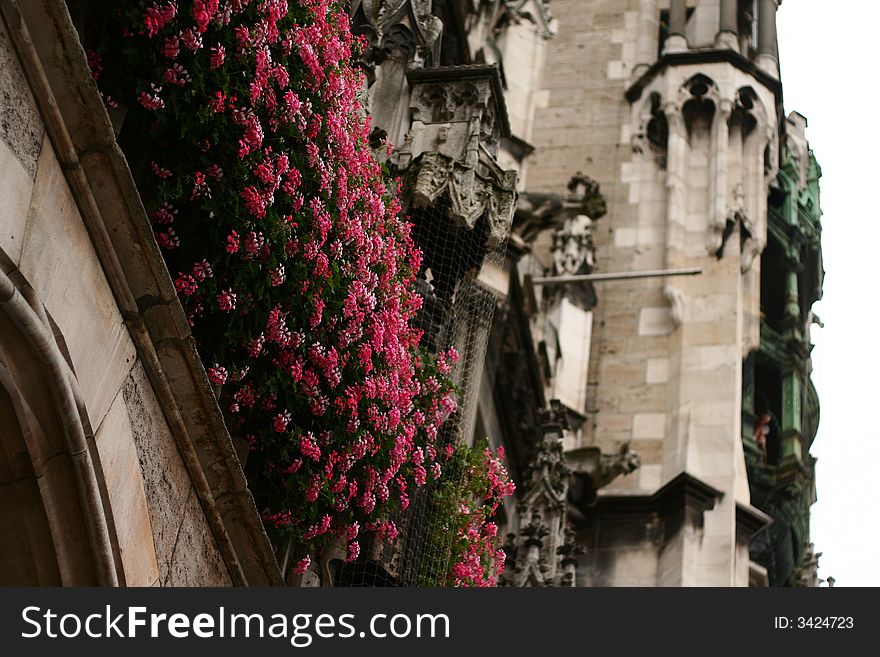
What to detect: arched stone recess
<box><xmin>0</xmin><ymin>267</ymin><xmax>121</xmax><ymax>586</ymax></box>
<box><xmin>628</xmin><ymin>68</ymin><xmax>778</xmax><ymax>329</ymax></box>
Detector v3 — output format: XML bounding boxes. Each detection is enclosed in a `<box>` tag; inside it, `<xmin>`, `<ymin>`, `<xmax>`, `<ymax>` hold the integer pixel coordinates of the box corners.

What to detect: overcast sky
<box><xmin>777</xmin><ymin>1</ymin><xmax>880</xmax><ymax>586</ymax></box>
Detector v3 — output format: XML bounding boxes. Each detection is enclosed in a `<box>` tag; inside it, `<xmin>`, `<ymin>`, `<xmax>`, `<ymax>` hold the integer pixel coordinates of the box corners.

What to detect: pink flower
<box><xmin>179</xmin><ymin>26</ymin><xmax>203</xmax><ymax>52</ymax></box>
<box><xmin>246</xmin><ymin>333</ymin><xmax>265</xmax><ymax>358</ymax></box>
<box><xmin>155</xmin><ymin>229</ymin><xmax>179</xmax><ymax>250</ymax></box>
<box><xmin>193</xmin><ymin>0</ymin><xmax>219</xmax><ymax>33</ymax></box>
<box><xmin>303</xmin><ymin>514</ymin><xmax>331</xmax><ymax>540</ymax></box>
<box><xmin>210</xmin><ymin>44</ymin><xmax>226</xmax><ymax>68</ymax></box>
<box><xmin>273</xmin><ymin>411</ymin><xmax>291</xmax><ymax>433</ymax></box>
<box><xmin>210</xmin><ymin>91</ymin><xmax>226</xmax><ymax>113</ymax></box>
<box><xmin>174</xmin><ymin>273</ymin><xmax>198</xmax><ymax>295</ymax></box>
<box><xmin>241</xmin><ymin>186</ymin><xmax>268</xmax><ymax>218</ymax></box>
<box><xmin>193</xmin><ymin>259</ymin><xmax>213</xmax><ymax>280</ymax></box>
<box><xmin>151</xmin><ymin>161</ymin><xmax>173</xmax><ymax>179</ymax></box>
<box><xmin>190</xmin><ymin>171</ymin><xmax>209</xmax><ymax>200</ymax></box>
<box><xmin>164</xmin><ymin>63</ymin><xmax>191</xmax><ymax>86</ymax></box>
<box><xmin>142</xmin><ymin>2</ymin><xmax>177</xmax><ymax>39</ymax></box>
<box><xmin>292</xmin><ymin>556</ymin><xmax>310</xmax><ymax>575</ymax></box>
<box><xmin>151</xmin><ymin>202</ymin><xmax>177</xmax><ymax>224</ymax></box>
<box><xmin>207</xmin><ymin>365</ymin><xmax>228</xmax><ymax>385</ymax></box>
<box><xmin>270</xmin><ymin>264</ymin><xmax>286</xmax><ymax>286</ymax></box>
<box><xmin>162</xmin><ymin>35</ymin><xmax>179</xmax><ymax>59</ymax></box>
<box><xmin>217</xmin><ymin>289</ymin><xmax>236</xmax><ymax>311</ymax></box>
<box><xmin>243</xmin><ymin>231</ymin><xmax>265</xmax><ymax>257</ymax></box>
<box><xmin>226</xmin><ymin>230</ymin><xmax>239</xmax><ymax>253</ymax></box>
<box><xmin>137</xmin><ymin>84</ymin><xmax>165</xmax><ymax>110</ymax></box>
<box><xmin>300</xmin><ymin>433</ymin><xmax>321</xmax><ymax>460</ymax></box>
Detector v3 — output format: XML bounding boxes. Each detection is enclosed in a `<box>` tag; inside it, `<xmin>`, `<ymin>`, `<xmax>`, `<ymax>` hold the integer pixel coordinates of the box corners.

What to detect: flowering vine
<box><xmin>91</xmin><ymin>0</ymin><xmax>511</xmax><ymax>585</ymax></box>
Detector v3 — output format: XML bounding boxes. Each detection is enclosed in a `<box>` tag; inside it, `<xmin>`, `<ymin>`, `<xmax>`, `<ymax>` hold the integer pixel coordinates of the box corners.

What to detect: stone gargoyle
<box><xmin>565</xmin><ymin>442</ymin><xmax>641</xmax><ymax>509</ymax></box>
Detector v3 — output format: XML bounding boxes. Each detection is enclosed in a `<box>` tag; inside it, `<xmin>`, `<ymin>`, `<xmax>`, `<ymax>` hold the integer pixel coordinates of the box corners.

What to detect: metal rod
<box><xmin>531</xmin><ymin>267</ymin><xmax>702</xmax><ymax>285</ymax></box>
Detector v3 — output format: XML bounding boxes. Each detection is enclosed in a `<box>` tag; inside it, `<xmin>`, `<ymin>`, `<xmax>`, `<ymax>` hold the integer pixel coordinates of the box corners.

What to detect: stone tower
<box><xmin>521</xmin><ymin>0</ymin><xmax>821</xmax><ymax>586</ymax></box>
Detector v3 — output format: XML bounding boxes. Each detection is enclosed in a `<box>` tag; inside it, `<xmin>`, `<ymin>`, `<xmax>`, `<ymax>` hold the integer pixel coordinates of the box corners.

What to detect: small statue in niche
<box><xmin>552</xmin><ymin>214</ymin><xmax>595</xmax><ymax>277</ymax></box>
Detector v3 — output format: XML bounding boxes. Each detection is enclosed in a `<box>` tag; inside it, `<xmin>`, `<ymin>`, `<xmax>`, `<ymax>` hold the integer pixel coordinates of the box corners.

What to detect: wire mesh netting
<box><xmin>334</xmin><ymin>190</ymin><xmax>509</xmax><ymax>586</ymax></box>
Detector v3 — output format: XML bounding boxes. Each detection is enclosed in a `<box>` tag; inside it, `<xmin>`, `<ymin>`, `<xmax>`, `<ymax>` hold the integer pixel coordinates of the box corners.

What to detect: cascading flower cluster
<box><xmin>447</xmin><ymin>445</ymin><xmax>515</xmax><ymax>587</ymax></box>
<box><xmin>413</xmin><ymin>441</ymin><xmax>515</xmax><ymax>587</ymax></box>
<box><xmin>92</xmin><ymin>0</ymin><xmax>485</xmax><ymax>577</ymax></box>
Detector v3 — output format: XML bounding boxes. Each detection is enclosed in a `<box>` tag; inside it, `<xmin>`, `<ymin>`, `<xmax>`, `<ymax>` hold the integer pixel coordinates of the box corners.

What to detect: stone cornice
<box><xmin>736</xmin><ymin>502</ymin><xmax>773</xmax><ymax>544</ymax></box>
<box><xmin>625</xmin><ymin>49</ymin><xmax>783</xmax><ymax>105</ymax></box>
<box><xmin>583</xmin><ymin>472</ymin><xmax>722</xmax><ymax>540</ymax></box>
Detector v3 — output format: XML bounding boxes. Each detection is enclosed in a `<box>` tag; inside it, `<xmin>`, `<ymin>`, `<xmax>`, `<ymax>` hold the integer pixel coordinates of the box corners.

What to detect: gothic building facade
<box><xmin>346</xmin><ymin>0</ymin><xmax>823</xmax><ymax>588</ymax></box>
<box><xmin>474</xmin><ymin>0</ymin><xmax>824</xmax><ymax>587</ymax></box>
<box><xmin>0</xmin><ymin>0</ymin><xmax>821</xmax><ymax>587</ymax></box>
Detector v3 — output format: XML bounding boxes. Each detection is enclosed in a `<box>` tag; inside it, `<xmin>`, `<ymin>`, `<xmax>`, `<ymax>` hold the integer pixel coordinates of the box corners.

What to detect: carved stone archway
<box><xmin>0</xmin><ymin>268</ymin><xmax>120</xmax><ymax>586</ymax></box>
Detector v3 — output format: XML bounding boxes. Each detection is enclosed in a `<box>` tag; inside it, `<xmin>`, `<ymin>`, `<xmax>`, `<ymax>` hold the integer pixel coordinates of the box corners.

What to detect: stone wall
<box><xmin>0</xmin><ymin>3</ymin><xmax>276</xmax><ymax>587</ymax></box>
<box><xmin>529</xmin><ymin>0</ymin><xmax>778</xmax><ymax>586</ymax></box>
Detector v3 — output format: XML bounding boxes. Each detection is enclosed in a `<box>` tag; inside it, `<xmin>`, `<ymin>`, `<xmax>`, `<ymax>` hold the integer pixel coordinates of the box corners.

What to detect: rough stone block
<box><xmin>122</xmin><ymin>362</ymin><xmax>231</xmax><ymax>586</ymax></box>
<box><xmin>638</xmin><ymin>464</ymin><xmax>662</xmax><ymax>492</ymax></box>
<box><xmin>698</xmin><ymin>344</ymin><xmax>736</xmax><ymax>370</ymax></box>
<box><xmin>0</xmin><ymin>20</ymin><xmax>43</xmax><ymax>177</ymax></box>
<box><xmin>614</xmin><ymin>227</ymin><xmax>637</xmax><ymax>247</ymax></box>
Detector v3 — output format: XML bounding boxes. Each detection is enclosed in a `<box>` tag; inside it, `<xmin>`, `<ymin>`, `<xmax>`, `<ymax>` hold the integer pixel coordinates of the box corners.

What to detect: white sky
<box><xmin>777</xmin><ymin>1</ymin><xmax>880</xmax><ymax>586</ymax></box>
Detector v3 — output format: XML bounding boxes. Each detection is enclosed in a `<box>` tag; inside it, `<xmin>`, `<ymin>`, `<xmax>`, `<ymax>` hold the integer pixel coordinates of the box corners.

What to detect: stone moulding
<box><xmin>406</xmin><ymin>64</ymin><xmax>511</xmax><ymax>144</ymax></box>
<box><xmin>582</xmin><ymin>471</ymin><xmax>723</xmax><ymax>539</ymax></box>
<box><xmin>735</xmin><ymin>502</ymin><xmax>773</xmax><ymax>545</ymax></box>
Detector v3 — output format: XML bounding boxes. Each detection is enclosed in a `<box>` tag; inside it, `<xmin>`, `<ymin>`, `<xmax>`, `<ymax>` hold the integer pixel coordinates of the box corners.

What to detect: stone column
<box><xmin>634</xmin><ymin>0</ymin><xmax>660</xmax><ymax>78</ymax></box>
<box><xmin>716</xmin><ymin>0</ymin><xmax>739</xmax><ymax>50</ymax></box>
<box><xmin>663</xmin><ymin>102</ymin><xmax>688</xmax><ymax>259</ymax></box>
<box><xmin>708</xmin><ymin>98</ymin><xmax>733</xmax><ymax>255</ymax></box>
<box><xmin>663</xmin><ymin>101</ymin><xmax>688</xmax><ymax>331</ymax></box>
<box><xmin>756</xmin><ymin>0</ymin><xmax>779</xmax><ymax>76</ymax></box>
<box><xmin>664</xmin><ymin>0</ymin><xmax>688</xmax><ymax>54</ymax></box>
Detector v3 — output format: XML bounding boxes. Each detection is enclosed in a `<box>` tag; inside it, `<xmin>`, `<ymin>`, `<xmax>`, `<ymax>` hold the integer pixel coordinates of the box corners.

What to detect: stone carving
<box><xmin>513</xmin><ymin>172</ymin><xmax>606</xmax><ymax>311</ymax></box>
<box><xmin>501</xmin><ymin>0</ymin><xmax>557</xmax><ymax>39</ymax></box>
<box><xmin>501</xmin><ymin>401</ymin><xmax>641</xmax><ymax>585</ymax></box>
<box><xmin>566</xmin><ymin>442</ymin><xmax>641</xmax><ymax>509</ymax></box>
<box><xmin>396</xmin><ymin>65</ymin><xmax>517</xmax><ymax>250</ymax></box>
<box><xmin>514</xmin><ymin>171</ymin><xmax>607</xmax><ymax>244</ymax></box>
<box><xmin>407</xmin><ymin>152</ymin><xmax>516</xmax><ymax>248</ymax></box>
<box><xmin>548</xmin><ymin>213</ymin><xmax>597</xmax><ymax>311</ymax></box>
<box><xmin>349</xmin><ymin>0</ymin><xmax>443</xmax><ymax>79</ymax></box>
<box><xmin>556</xmin><ymin>524</ymin><xmax>586</xmax><ymax>587</ymax></box>
<box><xmin>552</xmin><ymin>215</ymin><xmax>595</xmax><ymax>277</ymax></box>
<box><xmin>499</xmin><ymin>401</ymin><xmax>570</xmax><ymax>586</ymax></box>
<box><xmin>406</xmin><ymin>67</ymin><xmax>509</xmax><ymax>153</ymax></box>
